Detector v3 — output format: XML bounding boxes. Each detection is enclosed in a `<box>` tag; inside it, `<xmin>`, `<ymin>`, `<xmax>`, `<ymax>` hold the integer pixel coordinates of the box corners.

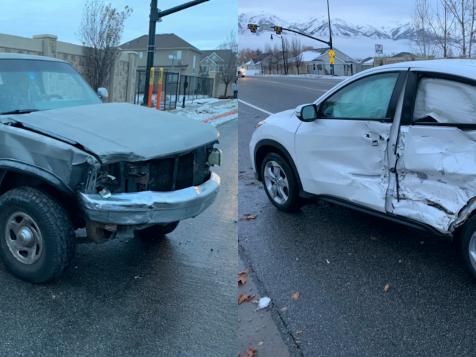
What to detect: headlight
<box><xmin>255</xmin><ymin>119</ymin><xmax>267</xmax><ymax>128</ymax></box>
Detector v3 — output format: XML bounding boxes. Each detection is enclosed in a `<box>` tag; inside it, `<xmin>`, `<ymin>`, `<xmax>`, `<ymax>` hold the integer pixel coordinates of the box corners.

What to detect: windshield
<box><xmin>0</xmin><ymin>59</ymin><xmax>101</xmax><ymax>114</ymax></box>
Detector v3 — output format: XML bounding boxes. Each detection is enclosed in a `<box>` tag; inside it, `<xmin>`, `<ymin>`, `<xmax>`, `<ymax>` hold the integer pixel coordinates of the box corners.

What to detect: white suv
<box><xmin>250</xmin><ymin>60</ymin><xmax>476</xmax><ymax>278</ymax></box>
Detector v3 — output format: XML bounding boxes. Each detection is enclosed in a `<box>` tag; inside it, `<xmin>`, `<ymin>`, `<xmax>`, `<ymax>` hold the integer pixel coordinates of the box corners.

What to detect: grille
<box><xmin>100</xmin><ymin>145</ymin><xmax>212</xmax><ymax>193</ymax></box>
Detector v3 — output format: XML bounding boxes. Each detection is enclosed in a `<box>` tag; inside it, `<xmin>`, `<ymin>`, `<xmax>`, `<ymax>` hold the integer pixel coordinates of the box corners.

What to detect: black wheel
<box><xmin>0</xmin><ymin>187</ymin><xmax>75</xmax><ymax>283</ymax></box>
<box><xmin>458</xmin><ymin>215</ymin><xmax>476</xmax><ymax>278</ymax></box>
<box><xmin>261</xmin><ymin>152</ymin><xmax>301</xmax><ymax>212</ymax></box>
<box><xmin>135</xmin><ymin>221</ymin><xmax>180</xmax><ymax>239</ymax></box>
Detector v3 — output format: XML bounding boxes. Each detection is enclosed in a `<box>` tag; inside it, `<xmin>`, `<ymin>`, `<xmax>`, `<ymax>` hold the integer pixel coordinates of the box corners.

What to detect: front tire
<box><xmin>135</xmin><ymin>221</ymin><xmax>180</xmax><ymax>240</ymax></box>
<box><xmin>0</xmin><ymin>187</ymin><xmax>75</xmax><ymax>283</ymax></box>
<box><xmin>261</xmin><ymin>153</ymin><xmax>301</xmax><ymax>212</ymax></box>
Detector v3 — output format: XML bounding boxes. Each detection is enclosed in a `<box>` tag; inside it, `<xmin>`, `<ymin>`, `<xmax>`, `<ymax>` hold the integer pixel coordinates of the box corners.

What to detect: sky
<box><xmin>239</xmin><ymin>0</ymin><xmax>415</xmax><ymax>28</ymax></box>
<box><xmin>0</xmin><ymin>0</ymin><xmax>237</xmax><ymax>50</ymax></box>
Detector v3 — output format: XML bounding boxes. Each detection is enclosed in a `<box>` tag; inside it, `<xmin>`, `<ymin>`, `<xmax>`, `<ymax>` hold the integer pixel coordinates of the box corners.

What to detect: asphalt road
<box><xmin>239</xmin><ymin>76</ymin><xmax>476</xmax><ymax>357</ymax></box>
<box><xmin>0</xmin><ymin>120</ymin><xmax>237</xmax><ymax>357</ymax></box>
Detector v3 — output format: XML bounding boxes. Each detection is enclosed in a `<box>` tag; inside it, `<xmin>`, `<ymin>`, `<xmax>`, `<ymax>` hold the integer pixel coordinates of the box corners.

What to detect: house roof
<box><xmin>299</xmin><ymin>47</ymin><xmax>356</xmax><ymax>63</ymax></box>
<box><xmin>201</xmin><ymin>49</ymin><xmax>235</xmax><ymax>63</ymax></box>
<box><xmin>120</xmin><ymin>34</ymin><xmax>200</xmax><ymax>52</ymax></box>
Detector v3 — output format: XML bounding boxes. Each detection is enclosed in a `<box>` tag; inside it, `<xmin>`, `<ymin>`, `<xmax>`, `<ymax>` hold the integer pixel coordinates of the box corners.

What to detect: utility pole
<box><xmin>142</xmin><ymin>0</ymin><xmax>210</xmax><ymax>106</ymax></box>
<box><xmin>271</xmin><ymin>33</ymin><xmax>288</xmax><ymax>75</ymax></box>
<box><xmin>327</xmin><ymin>0</ymin><xmax>334</xmax><ymax>75</ymax></box>
<box><xmin>281</xmin><ymin>36</ymin><xmax>288</xmax><ymax>75</ymax></box>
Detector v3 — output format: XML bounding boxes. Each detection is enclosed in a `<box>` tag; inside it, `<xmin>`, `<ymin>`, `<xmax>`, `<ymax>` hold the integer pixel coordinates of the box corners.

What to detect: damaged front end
<box><xmin>78</xmin><ymin>143</ymin><xmax>222</xmax><ymax>241</ymax></box>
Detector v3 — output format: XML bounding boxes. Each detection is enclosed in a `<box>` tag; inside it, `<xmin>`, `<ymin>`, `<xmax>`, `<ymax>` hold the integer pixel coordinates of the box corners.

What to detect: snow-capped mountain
<box><xmin>239</xmin><ymin>12</ymin><xmax>418</xmax><ymax>59</ymax></box>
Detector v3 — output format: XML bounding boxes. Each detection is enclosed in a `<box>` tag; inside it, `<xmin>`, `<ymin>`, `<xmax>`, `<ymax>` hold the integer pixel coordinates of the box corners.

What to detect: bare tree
<box><xmin>414</xmin><ymin>0</ymin><xmax>433</xmax><ymax>56</ymax></box>
<box><xmin>445</xmin><ymin>0</ymin><xmax>476</xmax><ymax>56</ymax></box>
<box><xmin>79</xmin><ymin>0</ymin><xmax>132</xmax><ymax>90</ymax></box>
<box><xmin>218</xmin><ymin>31</ymin><xmax>238</xmax><ymax>97</ymax></box>
<box><xmin>429</xmin><ymin>0</ymin><xmax>454</xmax><ymax>57</ymax></box>
<box><xmin>468</xmin><ymin>0</ymin><xmax>476</xmax><ymax>56</ymax></box>
<box><xmin>290</xmin><ymin>38</ymin><xmax>303</xmax><ymax>74</ymax></box>
<box><xmin>272</xmin><ymin>45</ymin><xmax>282</xmax><ymax>74</ymax></box>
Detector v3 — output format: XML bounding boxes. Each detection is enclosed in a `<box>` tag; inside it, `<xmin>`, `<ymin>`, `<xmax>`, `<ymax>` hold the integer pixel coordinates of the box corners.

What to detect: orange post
<box><xmin>147</xmin><ymin>67</ymin><xmax>155</xmax><ymax>107</ymax></box>
<box><xmin>156</xmin><ymin>68</ymin><xmax>164</xmax><ymax>110</ymax></box>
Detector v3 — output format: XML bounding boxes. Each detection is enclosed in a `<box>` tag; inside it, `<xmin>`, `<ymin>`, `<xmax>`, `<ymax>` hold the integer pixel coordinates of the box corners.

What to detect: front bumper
<box><xmin>78</xmin><ymin>172</ymin><xmax>220</xmax><ymax>225</ymax></box>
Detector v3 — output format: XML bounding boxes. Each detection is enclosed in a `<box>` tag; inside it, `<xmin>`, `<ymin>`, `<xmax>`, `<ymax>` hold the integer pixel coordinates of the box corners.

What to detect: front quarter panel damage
<box><xmin>0</xmin><ymin>122</ymin><xmax>96</xmax><ymax>193</ymax></box>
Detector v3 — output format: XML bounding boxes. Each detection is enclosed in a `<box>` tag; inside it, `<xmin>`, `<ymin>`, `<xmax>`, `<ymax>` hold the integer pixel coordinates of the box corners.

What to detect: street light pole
<box><xmin>142</xmin><ymin>0</ymin><xmax>210</xmax><ymax>106</ymax></box>
<box><xmin>143</xmin><ymin>0</ymin><xmax>158</xmax><ymax>106</ymax></box>
<box><xmin>327</xmin><ymin>0</ymin><xmax>334</xmax><ymax>75</ymax></box>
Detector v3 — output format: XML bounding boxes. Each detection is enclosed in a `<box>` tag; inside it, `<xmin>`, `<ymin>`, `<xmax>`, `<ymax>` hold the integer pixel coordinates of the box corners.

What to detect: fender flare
<box><xmin>0</xmin><ymin>160</ymin><xmax>74</xmax><ymax>197</ymax></box>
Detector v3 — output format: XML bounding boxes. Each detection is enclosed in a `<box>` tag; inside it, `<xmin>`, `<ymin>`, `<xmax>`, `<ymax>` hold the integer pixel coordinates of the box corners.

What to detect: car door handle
<box><xmin>364</xmin><ymin>133</ymin><xmax>381</xmax><ymax>146</ymax></box>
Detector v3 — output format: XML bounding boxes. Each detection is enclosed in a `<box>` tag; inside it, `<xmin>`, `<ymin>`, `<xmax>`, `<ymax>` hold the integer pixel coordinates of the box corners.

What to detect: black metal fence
<box><xmin>134</xmin><ymin>69</ymin><xmax>214</xmax><ymax>110</ymax></box>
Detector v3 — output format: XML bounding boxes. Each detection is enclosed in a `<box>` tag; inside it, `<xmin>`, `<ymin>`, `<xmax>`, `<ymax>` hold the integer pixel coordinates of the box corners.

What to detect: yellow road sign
<box><xmin>328</xmin><ymin>49</ymin><xmax>335</xmax><ymax>58</ymax></box>
<box><xmin>330</xmin><ymin>57</ymin><xmax>335</xmax><ymax>65</ymax></box>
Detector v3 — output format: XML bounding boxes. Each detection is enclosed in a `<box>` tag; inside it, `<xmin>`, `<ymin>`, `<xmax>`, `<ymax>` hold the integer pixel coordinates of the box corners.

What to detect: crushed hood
<box><xmin>4</xmin><ymin>103</ymin><xmax>219</xmax><ymax>163</ymax></box>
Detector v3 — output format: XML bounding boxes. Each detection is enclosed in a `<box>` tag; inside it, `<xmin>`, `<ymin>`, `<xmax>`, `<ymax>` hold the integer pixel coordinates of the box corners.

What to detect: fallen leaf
<box><xmin>292</xmin><ymin>292</ymin><xmax>301</xmax><ymax>301</ymax></box>
<box><xmin>384</xmin><ymin>283</ymin><xmax>391</xmax><ymax>293</ymax></box>
<box><xmin>240</xmin><ymin>347</ymin><xmax>257</xmax><ymax>357</ymax></box>
<box><xmin>238</xmin><ymin>294</ymin><xmax>255</xmax><ymax>305</ymax></box>
<box><xmin>241</xmin><ymin>214</ymin><xmax>257</xmax><ymax>221</ymax></box>
<box><xmin>238</xmin><ymin>271</ymin><xmax>248</xmax><ymax>286</ymax></box>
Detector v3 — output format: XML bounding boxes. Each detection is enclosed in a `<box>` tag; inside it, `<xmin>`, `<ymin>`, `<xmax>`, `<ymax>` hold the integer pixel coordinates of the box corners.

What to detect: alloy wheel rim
<box><xmin>5</xmin><ymin>212</ymin><xmax>43</xmax><ymax>265</ymax></box>
<box><xmin>264</xmin><ymin>160</ymin><xmax>290</xmax><ymax>205</ymax></box>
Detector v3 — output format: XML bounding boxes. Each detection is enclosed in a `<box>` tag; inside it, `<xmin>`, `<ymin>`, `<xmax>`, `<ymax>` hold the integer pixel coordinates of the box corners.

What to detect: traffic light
<box><xmin>248</xmin><ymin>23</ymin><xmax>258</xmax><ymax>33</ymax></box>
<box><xmin>273</xmin><ymin>26</ymin><xmax>283</xmax><ymax>35</ymax></box>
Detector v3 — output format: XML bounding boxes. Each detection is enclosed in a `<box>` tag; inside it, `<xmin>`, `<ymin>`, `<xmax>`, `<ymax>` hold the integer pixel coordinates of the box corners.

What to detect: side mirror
<box><xmin>97</xmin><ymin>87</ymin><xmax>109</xmax><ymax>100</ymax></box>
<box><xmin>295</xmin><ymin>104</ymin><xmax>319</xmax><ymax>122</ymax></box>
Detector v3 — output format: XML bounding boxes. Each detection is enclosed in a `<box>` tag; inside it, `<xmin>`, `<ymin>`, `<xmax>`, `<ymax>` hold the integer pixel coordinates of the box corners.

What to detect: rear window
<box><xmin>414</xmin><ymin>77</ymin><xmax>476</xmax><ymax>124</ymax></box>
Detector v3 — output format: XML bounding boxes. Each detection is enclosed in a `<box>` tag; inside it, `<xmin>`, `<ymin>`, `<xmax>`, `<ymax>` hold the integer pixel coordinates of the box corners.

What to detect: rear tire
<box><xmin>135</xmin><ymin>221</ymin><xmax>180</xmax><ymax>240</ymax></box>
<box><xmin>261</xmin><ymin>152</ymin><xmax>301</xmax><ymax>212</ymax></box>
<box><xmin>458</xmin><ymin>215</ymin><xmax>476</xmax><ymax>278</ymax></box>
<box><xmin>0</xmin><ymin>187</ymin><xmax>75</xmax><ymax>283</ymax></box>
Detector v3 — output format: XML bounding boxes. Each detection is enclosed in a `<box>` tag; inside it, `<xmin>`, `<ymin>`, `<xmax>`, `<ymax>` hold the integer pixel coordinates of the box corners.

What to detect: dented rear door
<box><xmin>389</xmin><ymin>71</ymin><xmax>476</xmax><ymax>233</ymax></box>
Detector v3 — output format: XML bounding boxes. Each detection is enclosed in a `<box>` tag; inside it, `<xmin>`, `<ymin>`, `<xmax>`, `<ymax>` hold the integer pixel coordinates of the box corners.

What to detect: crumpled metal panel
<box><xmin>8</xmin><ymin>103</ymin><xmax>219</xmax><ymax>164</ymax></box>
<box><xmin>0</xmin><ymin>122</ymin><xmax>93</xmax><ymax>190</ymax></box>
<box><xmin>79</xmin><ymin>172</ymin><xmax>220</xmax><ymax>225</ymax></box>
<box><xmin>390</xmin><ymin>125</ymin><xmax>476</xmax><ymax>233</ymax></box>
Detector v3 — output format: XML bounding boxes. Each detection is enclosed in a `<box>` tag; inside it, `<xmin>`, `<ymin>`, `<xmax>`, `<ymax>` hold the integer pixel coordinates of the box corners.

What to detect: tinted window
<box><xmin>413</xmin><ymin>77</ymin><xmax>476</xmax><ymax>124</ymax></box>
<box><xmin>320</xmin><ymin>73</ymin><xmax>399</xmax><ymax>120</ymax></box>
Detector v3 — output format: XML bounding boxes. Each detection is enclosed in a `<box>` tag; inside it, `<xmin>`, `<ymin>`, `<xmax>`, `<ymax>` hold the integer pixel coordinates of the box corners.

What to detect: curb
<box><xmin>203</xmin><ymin>110</ymin><xmax>238</xmax><ymax>125</ymax></box>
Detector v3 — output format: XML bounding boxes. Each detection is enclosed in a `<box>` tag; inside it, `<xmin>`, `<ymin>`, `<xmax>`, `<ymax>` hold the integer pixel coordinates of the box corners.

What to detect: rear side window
<box><xmin>320</xmin><ymin>72</ymin><xmax>399</xmax><ymax>120</ymax></box>
<box><xmin>414</xmin><ymin>77</ymin><xmax>476</xmax><ymax>124</ymax></box>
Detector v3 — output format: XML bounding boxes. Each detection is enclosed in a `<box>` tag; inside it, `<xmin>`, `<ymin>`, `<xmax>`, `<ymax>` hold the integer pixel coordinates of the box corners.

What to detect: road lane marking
<box><xmin>238</xmin><ymin>99</ymin><xmax>274</xmax><ymax>116</ymax></box>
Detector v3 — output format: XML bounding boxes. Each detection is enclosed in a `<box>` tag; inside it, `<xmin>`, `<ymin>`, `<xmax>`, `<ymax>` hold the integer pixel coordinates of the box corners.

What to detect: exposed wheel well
<box><xmin>254</xmin><ymin>142</ymin><xmax>304</xmax><ymax>193</ymax></box>
<box><xmin>0</xmin><ymin>171</ymin><xmax>84</xmax><ymax>228</ymax></box>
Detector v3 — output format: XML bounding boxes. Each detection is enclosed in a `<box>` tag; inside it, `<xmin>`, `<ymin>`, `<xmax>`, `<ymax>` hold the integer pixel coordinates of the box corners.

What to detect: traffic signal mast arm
<box><xmin>247</xmin><ymin>23</ymin><xmax>332</xmax><ymax>48</ymax></box>
<box><xmin>275</xmin><ymin>26</ymin><xmax>332</xmax><ymax>48</ymax></box>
